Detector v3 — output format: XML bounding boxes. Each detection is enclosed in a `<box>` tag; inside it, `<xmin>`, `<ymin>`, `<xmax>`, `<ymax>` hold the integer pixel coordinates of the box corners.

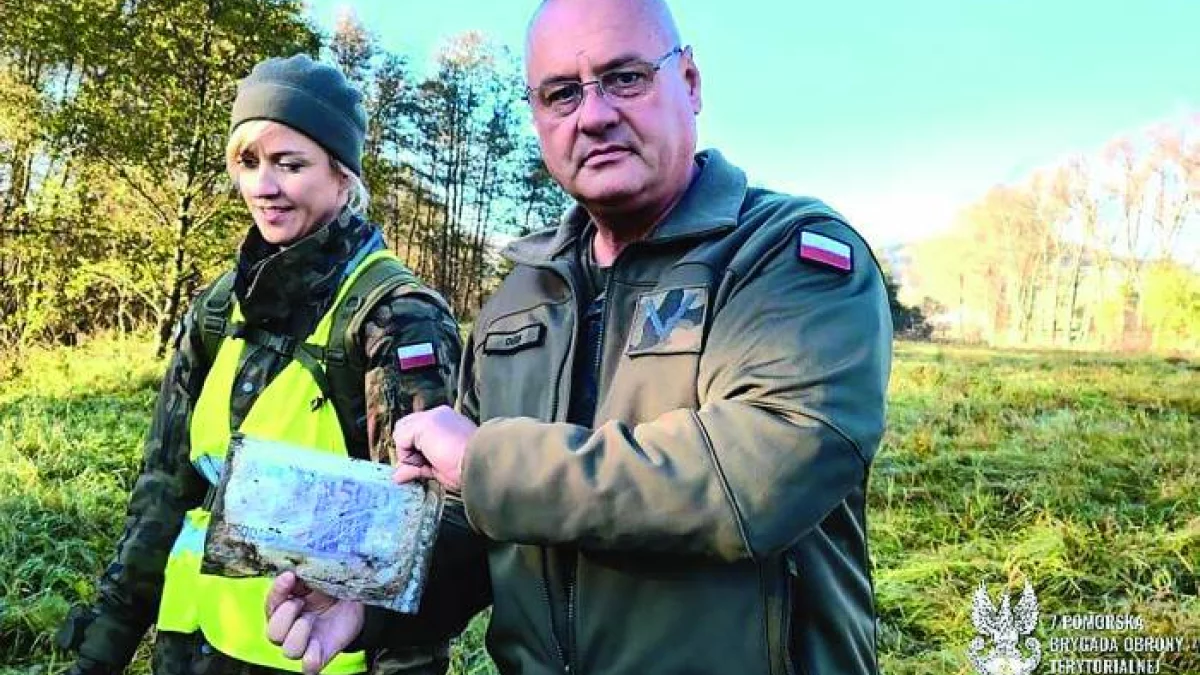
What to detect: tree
<box><xmin>882</xmin><ymin>266</ymin><xmax>931</xmax><ymax>339</ymax></box>
<box><xmin>406</xmin><ymin>33</ymin><xmax>528</xmax><ymax>313</ymax></box>
<box><xmin>1140</xmin><ymin>262</ymin><xmax>1200</xmax><ymax>352</ymax></box>
<box><xmin>902</xmin><ymin>116</ymin><xmax>1198</xmax><ymax>353</ymax></box>
<box><xmin>1</xmin><ymin>11</ymin><xmax>585</xmax><ymax>348</ymax></box>
<box><xmin>63</xmin><ymin>0</ymin><xmax>319</xmax><ymax>354</ymax></box>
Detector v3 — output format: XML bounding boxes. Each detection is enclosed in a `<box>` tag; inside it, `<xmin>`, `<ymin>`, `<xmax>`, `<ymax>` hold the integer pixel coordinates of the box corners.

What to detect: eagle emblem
<box><xmin>969</xmin><ymin>580</ymin><xmax>1042</xmax><ymax>675</ymax></box>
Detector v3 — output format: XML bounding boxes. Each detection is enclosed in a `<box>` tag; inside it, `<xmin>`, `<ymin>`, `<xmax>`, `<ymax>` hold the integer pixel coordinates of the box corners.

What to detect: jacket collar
<box><xmin>233</xmin><ymin>207</ymin><xmax>377</xmax><ymax>334</ymax></box>
<box><xmin>504</xmin><ymin>148</ymin><xmax>747</xmax><ymax>265</ymax></box>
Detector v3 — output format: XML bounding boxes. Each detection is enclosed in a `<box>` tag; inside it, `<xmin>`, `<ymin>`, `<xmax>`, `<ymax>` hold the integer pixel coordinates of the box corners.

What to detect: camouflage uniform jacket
<box><xmin>450</xmin><ymin>149</ymin><xmax>894</xmax><ymax>674</ymax></box>
<box><xmin>61</xmin><ymin>209</ymin><xmax>476</xmax><ymax>675</ymax></box>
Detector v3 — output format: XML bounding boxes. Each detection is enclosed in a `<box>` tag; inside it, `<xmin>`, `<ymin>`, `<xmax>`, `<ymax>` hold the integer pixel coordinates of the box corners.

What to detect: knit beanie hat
<box><xmin>230</xmin><ymin>54</ymin><xmax>367</xmax><ymax>176</ymax></box>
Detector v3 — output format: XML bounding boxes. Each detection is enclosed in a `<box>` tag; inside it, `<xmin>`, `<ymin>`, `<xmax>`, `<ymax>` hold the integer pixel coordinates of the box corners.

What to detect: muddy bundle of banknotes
<box><xmin>201</xmin><ymin>434</ymin><xmax>443</xmax><ymax>613</ymax></box>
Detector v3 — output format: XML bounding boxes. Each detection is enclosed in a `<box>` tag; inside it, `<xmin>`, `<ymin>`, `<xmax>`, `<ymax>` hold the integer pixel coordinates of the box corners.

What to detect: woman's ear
<box><xmin>332</xmin><ymin>160</ymin><xmax>351</xmax><ymax>194</ymax></box>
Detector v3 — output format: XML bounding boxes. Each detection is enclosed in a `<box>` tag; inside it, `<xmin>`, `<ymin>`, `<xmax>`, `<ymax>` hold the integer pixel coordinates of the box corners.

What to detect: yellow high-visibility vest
<box><xmin>157</xmin><ymin>250</ymin><xmax>399</xmax><ymax>673</ymax></box>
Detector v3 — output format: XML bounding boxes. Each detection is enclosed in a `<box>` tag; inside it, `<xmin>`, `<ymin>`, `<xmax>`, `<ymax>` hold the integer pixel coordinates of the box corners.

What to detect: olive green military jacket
<box><xmin>457</xmin><ymin>150</ymin><xmax>893</xmax><ymax>675</ymax></box>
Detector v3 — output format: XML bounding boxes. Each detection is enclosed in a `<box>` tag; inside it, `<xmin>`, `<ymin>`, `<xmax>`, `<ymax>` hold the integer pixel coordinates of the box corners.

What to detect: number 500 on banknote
<box><xmin>201</xmin><ymin>434</ymin><xmax>444</xmax><ymax>613</ymax></box>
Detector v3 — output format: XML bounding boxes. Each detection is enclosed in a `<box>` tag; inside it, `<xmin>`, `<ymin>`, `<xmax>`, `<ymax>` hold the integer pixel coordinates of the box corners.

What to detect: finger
<box><xmin>398</xmin><ymin>447</ymin><xmax>430</xmax><ymax>468</ymax></box>
<box><xmin>393</xmin><ymin>462</ymin><xmax>435</xmax><ymax>484</ymax></box>
<box><xmin>302</xmin><ymin>637</ymin><xmax>325</xmax><ymax>675</ymax></box>
<box><xmin>292</xmin><ymin>576</ymin><xmax>314</xmax><ymax>598</ymax></box>
<box><xmin>281</xmin><ymin>612</ymin><xmax>314</xmax><ymax>660</ymax></box>
<box><xmin>266</xmin><ymin>571</ymin><xmax>298</xmax><ymax>616</ymax></box>
<box><xmin>266</xmin><ymin>597</ymin><xmax>305</xmax><ymax>646</ymax></box>
<box><xmin>393</xmin><ymin>413</ymin><xmax>422</xmax><ymax>451</ymax></box>
<box><xmin>305</xmin><ymin>588</ymin><xmax>338</xmax><ymax>614</ymax></box>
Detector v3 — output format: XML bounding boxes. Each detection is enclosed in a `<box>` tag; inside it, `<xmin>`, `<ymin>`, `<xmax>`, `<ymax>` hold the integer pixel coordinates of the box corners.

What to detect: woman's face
<box><xmin>234</xmin><ymin>122</ymin><xmax>348</xmax><ymax>245</ymax></box>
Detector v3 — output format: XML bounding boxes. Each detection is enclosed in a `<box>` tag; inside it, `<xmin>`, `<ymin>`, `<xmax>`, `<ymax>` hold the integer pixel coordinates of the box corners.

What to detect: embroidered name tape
<box><xmin>797</xmin><ymin>230</ymin><xmax>853</xmax><ymax>273</ymax></box>
<box><xmin>397</xmin><ymin>342</ymin><xmax>437</xmax><ymax>370</ymax></box>
<box><xmin>483</xmin><ymin>323</ymin><xmax>544</xmax><ymax>354</ymax></box>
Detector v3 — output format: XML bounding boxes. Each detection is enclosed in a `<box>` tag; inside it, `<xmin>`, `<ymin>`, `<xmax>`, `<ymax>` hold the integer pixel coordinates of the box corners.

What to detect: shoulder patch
<box><xmin>397</xmin><ymin>342</ymin><xmax>438</xmax><ymax>371</ymax></box>
<box><xmin>796</xmin><ymin>230</ymin><xmax>853</xmax><ymax>273</ymax></box>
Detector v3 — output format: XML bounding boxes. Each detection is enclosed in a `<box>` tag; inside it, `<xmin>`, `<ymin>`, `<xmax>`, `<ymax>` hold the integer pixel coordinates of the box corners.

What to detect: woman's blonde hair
<box><xmin>225</xmin><ymin>120</ymin><xmax>370</xmax><ymax>216</ymax></box>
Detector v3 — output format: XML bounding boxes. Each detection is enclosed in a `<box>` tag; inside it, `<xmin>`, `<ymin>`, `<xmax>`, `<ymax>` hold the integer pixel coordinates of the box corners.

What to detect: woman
<box><xmin>57</xmin><ymin>54</ymin><xmax>480</xmax><ymax>675</ymax></box>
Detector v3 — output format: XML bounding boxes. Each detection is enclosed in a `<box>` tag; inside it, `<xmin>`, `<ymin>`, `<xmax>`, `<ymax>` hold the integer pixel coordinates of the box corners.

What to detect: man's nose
<box><xmin>575</xmin><ymin>83</ymin><xmax>621</xmax><ymax>134</ymax></box>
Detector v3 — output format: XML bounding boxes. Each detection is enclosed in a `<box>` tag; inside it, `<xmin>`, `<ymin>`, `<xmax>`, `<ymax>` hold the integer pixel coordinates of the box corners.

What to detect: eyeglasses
<box><xmin>525</xmin><ymin>46</ymin><xmax>685</xmax><ymax>118</ymax></box>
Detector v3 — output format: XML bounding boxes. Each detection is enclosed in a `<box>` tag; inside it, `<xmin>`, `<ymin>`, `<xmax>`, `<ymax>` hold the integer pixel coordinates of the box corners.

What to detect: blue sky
<box><xmin>303</xmin><ymin>0</ymin><xmax>1200</xmax><ymax>247</ymax></box>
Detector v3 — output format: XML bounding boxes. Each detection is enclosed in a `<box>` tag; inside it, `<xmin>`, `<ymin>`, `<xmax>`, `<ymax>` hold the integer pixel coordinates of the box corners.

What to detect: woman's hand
<box><xmin>265</xmin><ymin>571</ymin><xmax>364</xmax><ymax>674</ymax></box>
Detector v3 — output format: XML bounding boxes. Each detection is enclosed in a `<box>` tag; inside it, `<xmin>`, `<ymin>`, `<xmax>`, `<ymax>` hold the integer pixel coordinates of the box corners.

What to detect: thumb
<box><xmin>265</xmin><ymin>571</ymin><xmax>298</xmax><ymax>616</ymax></box>
<box><xmin>302</xmin><ymin>637</ymin><xmax>325</xmax><ymax>675</ymax></box>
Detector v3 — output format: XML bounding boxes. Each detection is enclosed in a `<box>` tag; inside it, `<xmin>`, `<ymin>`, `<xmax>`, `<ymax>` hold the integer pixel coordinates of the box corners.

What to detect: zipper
<box><xmin>559</xmin><ymin>250</ymin><xmax>603</xmax><ymax>674</ymax></box>
<box><xmin>563</xmin><ymin>239</ymin><xmax>618</xmax><ymax>674</ymax></box>
<box><xmin>566</xmin><ymin>570</ymin><xmax>577</xmax><ymax>674</ymax></box>
<box><xmin>556</xmin><ymin>237</ymin><xmax>617</xmax><ymax>675</ymax></box>
<box><xmin>539</xmin><ymin>552</ymin><xmax>570</xmax><ymax>669</ymax></box>
<box><xmin>562</xmin><ymin>248</ymin><xmax>613</xmax><ymax>674</ymax></box>
<box><xmin>508</xmin><ymin>229</ymin><xmax>736</xmax><ymax>673</ymax></box>
<box><xmin>779</xmin><ymin>552</ymin><xmax>799</xmax><ymax>675</ymax></box>
<box><xmin>514</xmin><ymin>235</ymin><xmax>642</xmax><ymax>675</ymax></box>
<box><xmin>590</xmin><ymin>299</ymin><xmax>605</xmax><ymax>404</ymax></box>
<box><xmin>590</xmin><ymin>259</ymin><xmax>611</xmax><ymax>415</ymax></box>
<box><xmin>495</xmin><ymin>214</ymin><xmax>761</xmax><ymax>673</ymax></box>
<box><xmin>530</xmin><ymin>254</ymin><xmax>580</xmax><ymax>667</ymax></box>
<box><xmin>549</xmin><ymin>306</ymin><xmax>594</xmax><ymax>673</ymax></box>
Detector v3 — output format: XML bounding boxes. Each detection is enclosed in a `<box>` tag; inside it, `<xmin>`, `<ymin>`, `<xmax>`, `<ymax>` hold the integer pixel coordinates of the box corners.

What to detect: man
<box><xmin>267</xmin><ymin>0</ymin><xmax>892</xmax><ymax>673</ymax></box>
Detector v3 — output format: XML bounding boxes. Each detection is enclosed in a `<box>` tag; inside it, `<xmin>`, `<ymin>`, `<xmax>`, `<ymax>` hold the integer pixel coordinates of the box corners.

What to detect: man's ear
<box><xmin>682</xmin><ymin>48</ymin><xmax>702</xmax><ymax>114</ymax></box>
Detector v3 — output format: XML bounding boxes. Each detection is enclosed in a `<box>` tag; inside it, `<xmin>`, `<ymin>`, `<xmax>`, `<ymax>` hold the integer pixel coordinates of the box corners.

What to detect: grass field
<box><xmin>1</xmin><ymin>336</ymin><xmax>1196</xmax><ymax>674</ymax></box>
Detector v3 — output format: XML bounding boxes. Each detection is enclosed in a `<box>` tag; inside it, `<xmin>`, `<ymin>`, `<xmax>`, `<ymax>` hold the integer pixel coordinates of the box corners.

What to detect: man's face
<box><xmin>526</xmin><ymin>0</ymin><xmax>701</xmax><ymax>220</ymax></box>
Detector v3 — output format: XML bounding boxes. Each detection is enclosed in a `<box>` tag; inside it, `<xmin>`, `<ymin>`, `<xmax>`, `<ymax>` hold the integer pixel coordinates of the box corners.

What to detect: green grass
<box><xmin>875</xmin><ymin>343</ymin><xmax>1198</xmax><ymax>674</ymax></box>
<box><xmin>1</xmin><ymin>337</ymin><xmax>1196</xmax><ymax>674</ymax></box>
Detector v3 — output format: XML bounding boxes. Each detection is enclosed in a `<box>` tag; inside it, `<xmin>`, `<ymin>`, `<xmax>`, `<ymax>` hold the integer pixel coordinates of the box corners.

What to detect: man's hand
<box><xmin>265</xmin><ymin>571</ymin><xmax>364</xmax><ymax>674</ymax></box>
<box><xmin>392</xmin><ymin>405</ymin><xmax>477</xmax><ymax>491</ymax></box>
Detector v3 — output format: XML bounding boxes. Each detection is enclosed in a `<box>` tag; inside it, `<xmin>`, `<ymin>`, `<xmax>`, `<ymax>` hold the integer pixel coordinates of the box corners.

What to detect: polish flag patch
<box><xmin>797</xmin><ymin>230</ymin><xmax>853</xmax><ymax>273</ymax></box>
<box><xmin>397</xmin><ymin>342</ymin><xmax>437</xmax><ymax>371</ymax></box>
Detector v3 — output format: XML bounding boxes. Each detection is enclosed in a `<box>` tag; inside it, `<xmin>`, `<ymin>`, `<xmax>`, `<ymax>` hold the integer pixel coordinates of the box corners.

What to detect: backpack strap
<box><xmin>325</xmin><ymin>255</ymin><xmax>439</xmax><ymax>459</ymax></box>
<box><xmin>194</xmin><ymin>270</ymin><xmax>236</xmax><ymax>367</ymax></box>
<box><xmin>191</xmin><ymin>257</ymin><xmax>444</xmax><ymax>461</ymax></box>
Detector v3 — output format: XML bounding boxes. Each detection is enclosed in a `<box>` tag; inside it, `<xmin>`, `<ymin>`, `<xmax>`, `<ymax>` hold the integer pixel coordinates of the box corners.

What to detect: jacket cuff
<box><xmin>459</xmin><ymin>428</ymin><xmax>486</xmax><ymax>534</ymax></box>
<box><xmin>56</xmin><ymin>605</ymin><xmax>144</xmax><ymax>671</ymax></box>
<box><xmin>460</xmin><ymin>418</ymin><xmax>517</xmax><ymax>536</ymax></box>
